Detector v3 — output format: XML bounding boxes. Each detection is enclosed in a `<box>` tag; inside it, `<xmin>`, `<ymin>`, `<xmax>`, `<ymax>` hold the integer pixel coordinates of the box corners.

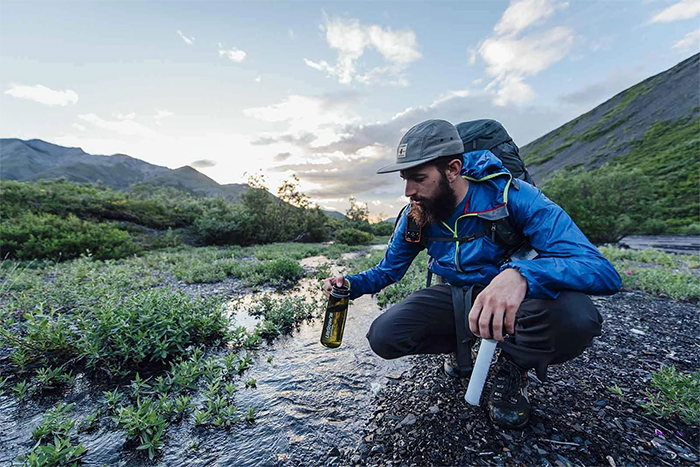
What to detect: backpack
<box><xmin>456</xmin><ymin>119</ymin><xmax>535</xmax><ymax>186</ymax></box>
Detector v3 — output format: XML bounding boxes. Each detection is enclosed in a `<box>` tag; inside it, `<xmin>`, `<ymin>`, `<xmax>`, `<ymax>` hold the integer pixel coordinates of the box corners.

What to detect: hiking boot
<box><xmin>442</xmin><ymin>352</ymin><xmax>472</xmax><ymax>379</ymax></box>
<box><xmin>488</xmin><ymin>357</ymin><xmax>530</xmax><ymax>429</ymax></box>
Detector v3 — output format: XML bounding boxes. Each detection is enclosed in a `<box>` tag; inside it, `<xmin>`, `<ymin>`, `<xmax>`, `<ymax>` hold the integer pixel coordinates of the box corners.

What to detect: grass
<box><xmin>642</xmin><ymin>365</ymin><xmax>700</xmax><ymax>425</ymax></box>
<box><xmin>599</xmin><ymin>246</ymin><xmax>700</xmax><ymax>300</ymax></box>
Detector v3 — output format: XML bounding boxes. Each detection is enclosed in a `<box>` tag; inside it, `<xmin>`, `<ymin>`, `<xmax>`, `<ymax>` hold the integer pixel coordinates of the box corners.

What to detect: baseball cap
<box><xmin>376</xmin><ymin>119</ymin><xmax>465</xmax><ymax>174</ymax></box>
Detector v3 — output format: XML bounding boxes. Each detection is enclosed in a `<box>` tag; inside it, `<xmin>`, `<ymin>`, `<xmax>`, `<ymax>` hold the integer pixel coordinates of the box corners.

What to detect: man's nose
<box><xmin>404</xmin><ymin>181</ymin><xmax>416</xmax><ymax>198</ymax></box>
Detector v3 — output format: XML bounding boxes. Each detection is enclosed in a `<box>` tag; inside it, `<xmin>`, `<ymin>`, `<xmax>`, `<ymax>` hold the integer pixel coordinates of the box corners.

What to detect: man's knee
<box><xmin>547</xmin><ymin>291</ymin><xmax>603</xmax><ymax>362</ymax></box>
<box><xmin>366</xmin><ymin>316</ymin><xmax>404</xmax><ymax>359</ymax></box>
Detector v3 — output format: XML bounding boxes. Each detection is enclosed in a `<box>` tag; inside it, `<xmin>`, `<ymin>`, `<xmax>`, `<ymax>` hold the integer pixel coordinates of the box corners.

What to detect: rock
<box><xmin>351</xmin><ymin>454</ymin><xmax>362</xmax><ymax>464</ymax></box>
<box><xmin>428</xmin><ymin>405</ymin><xmax>439</xmax><ymax>414</ymax></box>
<box><xmin>328</xmin><ymin>447</ymin><xmax>340</xmax><ymax>457</ymax></box>
<box><xmin>395</xmin><ymin>413</ymin><xmax>417</xmax><ymax>429</ymax></box>
<box><xmin>370</xmin><ymin>445</ymin><xmax>385</xmax><ymax>455</ymax></box>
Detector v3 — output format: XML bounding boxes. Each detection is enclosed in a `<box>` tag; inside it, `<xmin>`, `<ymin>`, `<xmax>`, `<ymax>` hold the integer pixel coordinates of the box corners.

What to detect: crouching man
<box><xmin>323</xmin><ymin>119</ymin><xmax>621</xmax><ymax>429</ymax></box>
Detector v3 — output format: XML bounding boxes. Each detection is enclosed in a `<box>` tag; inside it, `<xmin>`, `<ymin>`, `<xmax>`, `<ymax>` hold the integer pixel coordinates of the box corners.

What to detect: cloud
<box><xmin>255</xmin><ymin>75</ymin><xmax>262</xmax><ymax>83</ymax></box>
<box><xmin>177</xmin><ymin>30</ymin><xmax>195</xmax><ymax>45</ymax></box>
<box><xmin>72</xmin><ymin>123</ymin><xmax>86</xmax><ymax>132</ymax></box>
<box><xmin>191</xmin><ymin>159</ymin><xmax>216</xmax><ymax>168</ymax></box>
<box><xmin>651</xmin><ymin>0</ymin><xmax>700</xmax><ymax>23</ymax></box>
<box><xmin>5</xmin><ymin>84</ymin><xmax>79</xmax><ymax>106</ymax></box>
<box><xmin>218</xmin><ymin>43</ymin><xmax>246</xmax><ymax>62</ymax></box>
<box><xmin>77</xmin><ymin>113</ymin><xmax>158</xmax><ymax>137</ymax></box>
<box><xmin>673</xmin><ymin>29</ymin><xmax>700</xmax><ymax>50</ymax></box>
<box><xmin>154</xmin><ymin>109</ymin><xmax>173</xmax><ymax>124</ymax></box>
<box><xmin>244</xmin><ymin>93</ymin><xmax>360</xmax><ymax>147</ymax></box>
<box><xmin>494</xmin><ymin>0</ymin><xmax>569</xmax><ymax>36</ymax></box>
<box><xmin>274</xmin><ymin>152</ymin><xmax>292</xmax><ymax>162</ymax></box>
<box><xmin>256</xmin><ymin>88</ymin><xmax>572</xmax><ymax>214</ymax></box>
<box><xmin>473</xmin><ymin>0</ymin><xmax>573</xmax><ymax>105</ymax></box>
<box><xmin>305</xmin><ymin>16</ymin><xmax>421</xmax><ymax>85</ymax></box>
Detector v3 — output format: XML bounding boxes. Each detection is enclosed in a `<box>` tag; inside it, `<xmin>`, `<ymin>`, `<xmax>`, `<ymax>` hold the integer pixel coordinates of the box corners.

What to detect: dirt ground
<box><xmin>338</xmin><ymin>291</ymin><xmax>700</xmax><ymax>467</ymax></box>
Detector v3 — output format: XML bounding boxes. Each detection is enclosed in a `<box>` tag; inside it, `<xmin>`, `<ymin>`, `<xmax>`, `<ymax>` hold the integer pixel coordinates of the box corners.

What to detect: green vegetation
<box><xmin>0</xmin><ymin>239</ymin><xmax>362</xmax><ymax>462</ymax></box>
<box><xmin>642</xmin><ymin>365</ymin><xmax>700</xmax><ymax>425</ymax></box>
<box><xmin>334</xmin><ymin>228</ymin><xmax>374</xmax><ymax>246</ymax></box>
<box><xmin>0</xmin><ymin>212</ymin><xmax>135</xmax><ymax>260</ymax></box>
<box><xmin>611</xmin><ymin>115</ymin><xmax>700</xmax><ymax>230</ymax></box>
<box><xmin>599</xmin><ymin>246</ymin><xmax>700</xmax><ymax>300</ymax></box>
<box><xmin>542</xmin><ymin>166</ymin><xmax>657</xmax><ymax>243</ymax></box>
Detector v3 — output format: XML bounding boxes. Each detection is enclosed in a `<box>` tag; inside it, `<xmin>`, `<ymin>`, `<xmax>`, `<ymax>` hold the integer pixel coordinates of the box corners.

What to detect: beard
<box><xmin>410</xmin><ymin>173</ymin><xmax>457</xmax><ymax>227</ymax></box>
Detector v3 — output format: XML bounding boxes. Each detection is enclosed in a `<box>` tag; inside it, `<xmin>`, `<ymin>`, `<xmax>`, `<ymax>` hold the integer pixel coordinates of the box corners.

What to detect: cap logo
<box><xmin>397</xmin><ymin>144</ymin><xmax>408</xmax><ymax>159</ymax></box>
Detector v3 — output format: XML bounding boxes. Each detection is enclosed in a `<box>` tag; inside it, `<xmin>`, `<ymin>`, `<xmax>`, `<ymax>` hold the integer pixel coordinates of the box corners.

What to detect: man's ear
<box><xmin>445</xmin><ymin>158</ymin><xmax>463</xmax><ymax>182</ymax></box>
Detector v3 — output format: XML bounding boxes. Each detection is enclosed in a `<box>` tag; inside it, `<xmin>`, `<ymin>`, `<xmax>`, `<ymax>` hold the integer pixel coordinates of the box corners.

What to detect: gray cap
<box><xmin>376</xmin><ymin>119</ymin><xmax>464</xmax><ymax>174</ymax></box>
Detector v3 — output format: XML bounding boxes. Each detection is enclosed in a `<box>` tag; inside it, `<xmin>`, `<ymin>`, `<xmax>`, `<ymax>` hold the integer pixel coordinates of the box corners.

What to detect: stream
<box><xmin>0</xmin><ymin>252</ymin><xmax>409</xmax><ymax>466</ymax></box>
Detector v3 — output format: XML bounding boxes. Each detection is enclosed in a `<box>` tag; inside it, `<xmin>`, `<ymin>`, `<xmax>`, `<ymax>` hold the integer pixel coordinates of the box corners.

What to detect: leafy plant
<box><xmin>642</xmin><ymin>365</ymin><xmax>700</xmax><ymax>425</ymax></box>
<box><xmin>115</xmin><ymin>397</ymin><xmax>168</xmax><ymax>460</ymax></box>
<box><xmin>32</xmin><ymin>403</ymin><xmax>76</xmax><ymax>442</ymax></box>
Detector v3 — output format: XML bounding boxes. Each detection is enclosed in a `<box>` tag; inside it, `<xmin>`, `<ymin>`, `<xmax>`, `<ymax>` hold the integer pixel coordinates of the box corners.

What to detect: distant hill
<box><xmin>521</xmin><ymin>53</ymin><xmax>699</xmax><ymax>227</ymax></box>
<box><xmin>0</xmin><ymin>138</ymin><xmax>348</xmax><ymax>219</ymax></box>
<box><xmin>0</xmin><ymin>139</ymin><xmax>250</xmax><ymax>199</ymax></box>
<box><xmin>522</xmin><ymin>54</ymin><xmax>699</xmax><ymax>182</ymax></box>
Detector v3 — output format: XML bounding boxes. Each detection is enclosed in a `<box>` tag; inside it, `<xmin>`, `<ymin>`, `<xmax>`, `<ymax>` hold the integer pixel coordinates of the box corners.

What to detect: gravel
<box><xmin>338</xmin><ymin>291</ymin><xmax>700</xmax><ymax>466</ymax></box>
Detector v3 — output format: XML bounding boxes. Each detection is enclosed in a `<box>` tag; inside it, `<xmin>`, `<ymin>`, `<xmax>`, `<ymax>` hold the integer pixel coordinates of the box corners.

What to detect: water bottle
<box><xmin>320</xmin><ymin>285</ymin><xmax>350</xmax><ymax>348</ymax></box>
<box><xmin>465</xmin><ymin>339</ymin><xmax>497</xmax><ymax>406</ymax></box>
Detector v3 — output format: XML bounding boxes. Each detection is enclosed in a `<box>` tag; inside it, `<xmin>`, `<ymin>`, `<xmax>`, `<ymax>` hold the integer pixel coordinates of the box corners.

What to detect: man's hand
<box><xmin>322</xmin><ymin>275</ymin><xmax>348</xmax><ymax>299</ymax></box>
<box><xmin>468</xmin><ymin>268</ymin><xmax>528</xmax><ymax>342</ymax></box>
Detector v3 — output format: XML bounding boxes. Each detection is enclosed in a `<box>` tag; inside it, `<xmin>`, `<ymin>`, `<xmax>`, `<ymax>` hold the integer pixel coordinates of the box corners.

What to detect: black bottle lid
<box><xmin>330</xmin><ymin>284</ymin><xmax>350</xmax><ymax>299</ymax></box>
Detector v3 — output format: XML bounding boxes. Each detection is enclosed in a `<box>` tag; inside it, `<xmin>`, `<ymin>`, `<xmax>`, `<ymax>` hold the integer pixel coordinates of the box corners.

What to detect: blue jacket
<box><xmin>346</xmin><ymin>150</ymin><xmax>622</xmax><ymax>300</ymax></box>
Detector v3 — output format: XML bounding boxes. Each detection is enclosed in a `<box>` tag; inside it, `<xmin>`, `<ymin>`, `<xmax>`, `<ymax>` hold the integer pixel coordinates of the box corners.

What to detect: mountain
<box><xmin>0</xmin><ymin>138</ymin><xmax>249</xmax><ymax>200</ymax></box>
<box><xmin>0</xmin><ymin>138</ymin><xmax>349</xmax><ymax>219</ymax></box>
<box><xmin>521</xmin><ymin>54</ymin><xmax>699</xmax><ymax>183</ymax></box>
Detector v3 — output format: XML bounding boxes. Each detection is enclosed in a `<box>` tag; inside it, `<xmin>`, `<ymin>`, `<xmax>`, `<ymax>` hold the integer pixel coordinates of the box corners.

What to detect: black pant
<box><xmin>365</xmin><ymin>284</ymin><xmax>603</xmax><ymax>380</ymax></box>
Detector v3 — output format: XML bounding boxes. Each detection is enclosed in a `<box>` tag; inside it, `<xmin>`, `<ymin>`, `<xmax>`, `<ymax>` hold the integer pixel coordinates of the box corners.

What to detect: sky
<box><xmin>1</xmin><ymin>0</ymin><xmax>698</xmax><ymax>220</ymax></box>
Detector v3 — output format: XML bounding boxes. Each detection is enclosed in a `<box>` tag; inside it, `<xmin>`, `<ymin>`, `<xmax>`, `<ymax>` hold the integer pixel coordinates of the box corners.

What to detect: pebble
<box><xmin>428</xmin><ymin>405</ymin><xmax>439</xmax><ymax>414</ymax></box>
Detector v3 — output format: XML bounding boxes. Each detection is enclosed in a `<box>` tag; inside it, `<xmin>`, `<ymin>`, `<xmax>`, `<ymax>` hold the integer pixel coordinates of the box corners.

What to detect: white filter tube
<box><xmin>464</xmin><ymin>339</ymin><xmax>497</xmax><ymax>406</ymax></box>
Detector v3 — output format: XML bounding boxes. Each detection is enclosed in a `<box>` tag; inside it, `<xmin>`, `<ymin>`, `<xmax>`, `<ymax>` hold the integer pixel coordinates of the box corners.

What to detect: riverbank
<box><xmin>338</xmin><ymin>290</ymin><xmax>699</xmax><ymax>466</ymax></box>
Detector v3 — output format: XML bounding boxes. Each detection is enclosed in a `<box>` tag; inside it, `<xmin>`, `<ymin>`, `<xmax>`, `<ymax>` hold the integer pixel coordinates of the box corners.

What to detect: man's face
<box><xmin>400</xmin><ymin>164</ymin><xmax>456</xmax><ymax>225</ymax></box>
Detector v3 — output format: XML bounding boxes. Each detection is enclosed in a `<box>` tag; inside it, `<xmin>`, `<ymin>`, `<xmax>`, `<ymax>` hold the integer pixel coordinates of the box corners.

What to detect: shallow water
<box><xmin>0</xmin><ymin>256</ymin><xmax>408</xmax><ymax>466</ymax></box>
<box><xmin>620</xmin><ymin>235</ymin><xmax>700</xmax><ymax>255</ymax></box>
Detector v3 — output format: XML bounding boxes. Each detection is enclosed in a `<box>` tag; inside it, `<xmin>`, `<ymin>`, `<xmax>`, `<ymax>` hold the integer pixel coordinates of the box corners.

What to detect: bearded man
<box><xmin>323</xmin><ymin>119</ymin><xmax>621</xmax><ymax>429</ymax></box>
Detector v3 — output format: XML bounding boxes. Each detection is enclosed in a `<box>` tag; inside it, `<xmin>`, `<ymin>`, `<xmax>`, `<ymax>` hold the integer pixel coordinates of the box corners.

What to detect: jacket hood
<box><xmin>460</xmin><ymin>149</ymin><xmax>510</xmax><ymax>181</ymax></box>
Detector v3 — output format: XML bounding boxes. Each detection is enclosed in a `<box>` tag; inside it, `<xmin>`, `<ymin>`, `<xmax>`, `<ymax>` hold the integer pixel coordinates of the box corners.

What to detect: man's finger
<box><xmin>478</xmin><ymin>301</ymin><xmax>493</xmax><ymax>339</ymax></box>
<box><xmin>468</xmin><ymin>297</ymin><xmax>483</xmax><ymax>336</ymax></box>
<box><xmin>504</xmin><ymin>304</ymin><xmax>517</xmax><ymax>335</ymax></box>
<box><xmin>492</xmin><ymin>306</ymin><xmax>506</xmax><ymax>342</ymax></box>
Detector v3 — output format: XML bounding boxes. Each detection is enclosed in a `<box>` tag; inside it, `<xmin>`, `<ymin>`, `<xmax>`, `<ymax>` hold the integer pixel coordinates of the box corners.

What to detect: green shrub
<box><xmin>0</xmin><ymin>212</ymin><xmax>135</xmax><ymax>260</ymax></box>
<box><xmin>370</xmin><ymin>222</ymin><xmax>395</xmax><ymax>236</ymax></box>
<box><xmin>639</xmin><ymin>218</ymin><xmax>667</xmax><ymax>235</ymax></box>
<box><xmin>682</xmin><ymin>223</ymin><xmax>700</xmax><ymax>235</ymax></box>
<box><xmin>79</xmin><ymin>289</ymin><xmax>227</xmax><ymax>373</ymax></box>
<box><xmin>642</xmin><ymin>365</ymin><xmax>700</xmax><ymax>425</ymax></box>
<box><xmin>334</xmin><ymin>228</ymin><xmax>374</xmax><ymax>246</ymax></box>
<box><xmin>541</xmin><ymin>166</ymin><xmax>657</xmax><ymax>244</ymax></box>
<box><xmin>258</xmin><ymin>257</ymin><xmax>304</xmax><ymax>285</ymax></box>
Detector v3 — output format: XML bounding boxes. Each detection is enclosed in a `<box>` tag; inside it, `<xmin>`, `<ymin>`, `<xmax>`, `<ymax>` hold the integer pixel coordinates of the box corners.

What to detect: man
<box><xmin>323</xmin><ymin>119</ymin><xmax>621</xmax><ymax>429</ymax></box>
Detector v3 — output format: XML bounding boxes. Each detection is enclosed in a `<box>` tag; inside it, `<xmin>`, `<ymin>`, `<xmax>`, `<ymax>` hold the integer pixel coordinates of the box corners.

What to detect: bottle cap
<box><xmin>330</xmin><ymin>284</ymin><xmax>350</xmax><ymax>299</ymax></box>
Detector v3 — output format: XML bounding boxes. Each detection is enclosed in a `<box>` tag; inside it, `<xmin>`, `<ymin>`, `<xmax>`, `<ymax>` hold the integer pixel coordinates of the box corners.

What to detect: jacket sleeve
<box><xmin>499</xmin><ymin>182</ymin><xmax>622</xmax><ymax>300</ymax></box>
<box><xmin>345</xmin><ymin>208</ymin><xmax>424</xmax><ymax>300</ymax></box>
